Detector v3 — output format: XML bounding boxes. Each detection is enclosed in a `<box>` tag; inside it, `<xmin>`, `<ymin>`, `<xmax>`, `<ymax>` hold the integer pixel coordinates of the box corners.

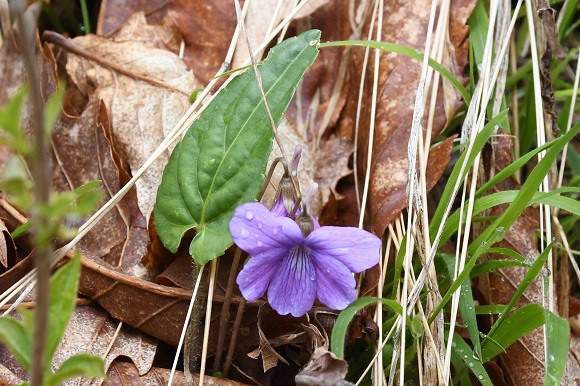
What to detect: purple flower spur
<box><xmin>230</xmin><ymin>202</ymin><xmax>380</xmax><ymax>317</ymax></box>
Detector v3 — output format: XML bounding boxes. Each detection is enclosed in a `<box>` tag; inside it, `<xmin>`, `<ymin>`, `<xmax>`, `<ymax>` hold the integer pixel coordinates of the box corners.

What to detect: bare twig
<box><xmin>42</xmin><ymin>30</ymin><xmax>191</xmax><ymax>95</ymax></box>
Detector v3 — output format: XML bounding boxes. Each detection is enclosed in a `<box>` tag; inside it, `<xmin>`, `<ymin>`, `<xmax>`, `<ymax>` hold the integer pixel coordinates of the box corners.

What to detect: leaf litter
<box><xmin>1</xmin><ymin>0</ymin><xmax>577</xmax><ymax>384</ymax></box>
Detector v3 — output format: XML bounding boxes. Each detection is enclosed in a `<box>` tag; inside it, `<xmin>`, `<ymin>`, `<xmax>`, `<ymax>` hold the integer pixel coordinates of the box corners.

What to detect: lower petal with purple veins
<box><xmin>310</xmin><ymin>250</ymin><xmax>357</xmax><ymax>310</ymax></box>
<box><xmin>237</xmin><ymin>252</ymin><xmax>285</xmax><ymax>302</ymax></box>
<box><xmin>268</xmin><ymin>245</ymin><xmax>317</xmax><ymax>317</ymax></box>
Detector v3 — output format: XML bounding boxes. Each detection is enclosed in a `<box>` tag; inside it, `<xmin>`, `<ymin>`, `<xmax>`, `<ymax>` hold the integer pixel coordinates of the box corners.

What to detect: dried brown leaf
<box><xmin>169</xmin><ymin>0</ymin><xmax>236</xmax><ymax>83</ymax></box>
<box><xmin>354</xmin><ymin>0</ymin><xmax>472</xmax><ymax>234</ymax></box>
<box><xmin>104</xmin><ymin>361</ymin><xmax>253</xmax><ymax>386</ymax></box>
<box><xmin>97</xmin><ymin>0</ymin><xmax>168</xmax><ymax>36</ymax></box>
<box><xmin>65</xmin><ymin>13</ymin><xmax>198</xmax><ymax>218</ymax></box>
<box><xmin>0</xmin><ymin>359</ymin><xmax>24</xmax><ymax>385</ymax></box>
<box><xmin>295</xmin><ymin>347</ymin><xmax>353</xmax><ymax>386</ymax></box>
<box><xmin>54</xmin><ymin>304</ymin><xmax>157</xmax><ymax>386</ymax></box>
<box><xmin>0</xmin><ymin>218</ymin><xmax>17</xmax><ymax>269</ymax></box>
<box><xmin>51</xmin><ymin>97</ymin><xmax>150</xmax><ymax>276</ymax></box>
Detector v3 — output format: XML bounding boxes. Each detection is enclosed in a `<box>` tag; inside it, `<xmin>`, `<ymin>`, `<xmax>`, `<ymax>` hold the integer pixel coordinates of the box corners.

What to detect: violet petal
<box><xmin>268</xmin><ymin>245</ymin><xmax>317</xmax><ymax>317</ymax></box>
<box><xmin>236</xmin><ymin>251</ymin><xmax>286</xmax><ymax>302</ymax></box>
<box><xmin>305</xmin><ymin>227</ymin><xmax>380</xmax><ymax>273</ymax></box>
<box><xmin>229</xmin><ymin>202</ymin><xmax>303</xmax><ymax>257</ymax></box>
<box><xmin>310</xmin><ymin>250</ymin><xmax>356</xmax><ymax>310</ymax></box>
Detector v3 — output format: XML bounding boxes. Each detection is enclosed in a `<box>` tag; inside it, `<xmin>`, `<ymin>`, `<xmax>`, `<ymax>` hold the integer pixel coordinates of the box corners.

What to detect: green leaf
<box><xmin>545</xmin><ymin>311</ymin><xmax>569</xmax><ymax>386</ymax></box>
<box><xmin>330</xmin><ymin>297</ymin><xmax>407</xmax><ymax>359</ymax></box>
<box><xmin>48</xmin><ymin>353</ymin><xmax>106</xmax><ymax>385</ymax></box>
<box><xmin>481</xmin><ymin>304</ymin><xmax>546</xmax><ymax>362</ymax></box>
<box><xmin>44</xmin><ymin>251</ymin><xmax>82</xmax><ymax>366</ymax></box>
<box><xmin>481</xmin><ymin>244</ymin><xmax>551</xmax><ymax>360</ymax></box>
<box><xmin>44</xmin><ymin>85</ymin><xmax>65</xmax><ymax>136</ymax></box>
<box><xmin>452</xmin><ymin>333</ymin><xmax>493</xmax><ymax>385</ymax></box>
<box><xmin>469</xmin><ymin>121</ymin><xmax>580</xmax><ymax>257</ymax></box>
<box><xmin>318</xmin><ymin>40</ymin><xmax>470</xmax><ymax>103</ymax></box>
<box><xmin>154</xmin><ymin>30</ymin><xmax>321</xmax><ymax>265</ymax></box>
<box><xmin>0</xmin><ymin>316</ymin><xmax>32</xmax><ymax>370</ymax></box>
<box><xmin>439</xmin><ymin>254</ymin><xmax>481</xmax><ymax>358</ymax></box>
<box><xmin>430</xmin><ymin>111</ymin><xmax>508</xmax><ymax>236</ymax></box>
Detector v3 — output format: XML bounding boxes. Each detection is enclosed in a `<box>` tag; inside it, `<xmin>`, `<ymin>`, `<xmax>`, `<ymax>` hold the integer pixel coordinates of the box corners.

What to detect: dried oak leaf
<box><xmin>54</xmin><ymin>304</ymin><xmax>157</xmax><ymax>386</ymax></box>
<box><xmin>354</xmin><ymin>0</ymin><xmax>473</xmax><ymax>234</ymax></box>
<box><xmin>476</xmin><ymin>134</ymin><xmax>580</xmax><ymax>384</ymax></box>
<box><xmin>65</xmin><ymin>13</ymin><xmax>197</xmax><ymax>218</ymax></box>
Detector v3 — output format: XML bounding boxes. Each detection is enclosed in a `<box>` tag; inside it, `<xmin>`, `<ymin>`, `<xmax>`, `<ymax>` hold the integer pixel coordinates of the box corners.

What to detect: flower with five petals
<box><xmin>230</xmin><ymin>202</ymin><xmax>380</xmax><ymax>317</ymax></box>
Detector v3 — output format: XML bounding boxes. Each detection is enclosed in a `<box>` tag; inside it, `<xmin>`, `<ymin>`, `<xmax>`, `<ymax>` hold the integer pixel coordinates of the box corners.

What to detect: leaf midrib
<box><xmin>197</xmin><ymin>43</ymin><xmax>313</xmax><ymax>228</ymax></box>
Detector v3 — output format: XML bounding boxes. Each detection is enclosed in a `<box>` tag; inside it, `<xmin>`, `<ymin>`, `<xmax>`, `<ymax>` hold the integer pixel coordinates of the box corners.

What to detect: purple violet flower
<box><xmin>230</xmin><ymin>202</ymin><xmax>380</xmax><ymax>317</ymax></box>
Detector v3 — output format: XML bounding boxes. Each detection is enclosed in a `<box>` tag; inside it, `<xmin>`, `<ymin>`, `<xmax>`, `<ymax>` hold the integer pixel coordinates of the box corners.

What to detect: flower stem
<box><xmin>14</xmin><ymin>4</ymin><xmax>52</xmax><ymax>386</ymax></box>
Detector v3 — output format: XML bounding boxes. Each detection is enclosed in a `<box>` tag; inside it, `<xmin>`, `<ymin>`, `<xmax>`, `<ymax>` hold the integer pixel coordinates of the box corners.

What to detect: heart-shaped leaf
<box><xmin>155</xmin><ymin>30</ymin><xmax>321</xmax><ymax>265</ymax></box>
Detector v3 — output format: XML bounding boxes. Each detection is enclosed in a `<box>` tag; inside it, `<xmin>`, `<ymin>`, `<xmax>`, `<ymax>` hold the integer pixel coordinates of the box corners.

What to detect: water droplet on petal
<box><xmin>240</xmin><ymin>229</ymin><xmax>249</xmax><ymax>238</ymax></box>
<box><xmin>257</xmin><ymin>241</ymin><xmax>263</xmax><ymax>247</ymax></box>
<box><xmin>257</xmin><ymin>223</ymin><xmax>263</xmax><ymax>229</ymax></box>
<box><xmin>310</xmin><ymin>276</ymin><xmax>315</xmax><ymax>281</ymax></box>
<box><xmin>245</xmin><ymin>211</ymin><xmax>254</xmax><ymax>220</ymax></box>
<box><xmin>273</xmin><ymin>228</ymin><xmax>278</xmax><ymax>235</ymax></box>
<box><xmin>326</xmin><ymin>268</ymin><xmax>331</xmax><ymax>273</ymax></box>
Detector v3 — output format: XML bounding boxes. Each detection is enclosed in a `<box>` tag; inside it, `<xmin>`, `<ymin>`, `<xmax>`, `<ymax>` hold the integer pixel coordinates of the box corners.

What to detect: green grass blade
<box><xmin>481</xmin><ymin>243</ymin><xmax>552</xmax><ymax>357</ymax></box>
<box><xmin>481</xmin><ymin>303</ymin><xmax>546</xmax><ymax>362</ymax></box>
<box><xmin>318</xmin><ymin>41</ymin><xmax>470</xmax><ymax>103</ymax></box>
<box><xmin>331</xmin><ymin>297</ymin><xmax>406</xmax><ymax>359</ymax></box>
<box><xmin>545</xmin><ymin>311</ymin><xmax>570</xmax><ymax>385</ymax></box>
<box><xmin>452</xmin><ymin>333</ymin><xmax>493</xmax><ymax>385</ymax></box>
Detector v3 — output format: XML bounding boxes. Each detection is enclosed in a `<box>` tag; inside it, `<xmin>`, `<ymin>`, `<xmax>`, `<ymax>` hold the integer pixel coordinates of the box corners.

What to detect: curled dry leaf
<box><xmin>354</xmin><ymin>0</ymin><xmax>473</xmax><ymax>234</ymax></box>
<box><xmin>64</xmin><ymin>12</ymin><xmax>198</xmax><ymax>218</ymax></box>
<box><xmin>248</xmin><ymin>305</ymin><xmax>327</xmax><ymax>373</ymax></box>
<box><xmin>0</xmin><ymin>217</ymin><xmax>17</xmax><ymax>269</ymax></box>
<box><xmin>54</xmin><ymin>304</ymin><xmax>157</xmax><ymax>386</ymax></box>
<box><xmin>476</xmin><ymin>134</ymin><xmax>580</xmax><ymax>384</ymax></box>
<box><xmin>295</xmin><ymin>347</ymin><xmax>354</xmax><ymax>386</ymax></box>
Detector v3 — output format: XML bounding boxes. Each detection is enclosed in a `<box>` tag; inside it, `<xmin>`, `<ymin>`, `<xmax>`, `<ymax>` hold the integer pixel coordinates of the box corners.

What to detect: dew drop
<box><xmin>257</xmin><ymin>223</ymin><xmax>263</xmax><ymax>229</ymax></box>
<box><xmin>310</xmin><ymin>276</ymin><xmax>315</xmax><ymax>281</ymax></box>
<box><xmin>478</xmin><ymin>375</ymin><xmax>484</xmax><ymax>380</ymax></box>
<box><xmin>468</xmin><ymin>362</ymin><xmax>474</xmax><ymax>368</ymax></box>
<box><xmin>245</xmin><ymin>211</ymin><xmax>254</xmax><ymax>220</ymax></box>
<box><xmin>326</xmin><ymin>268</ymin><xmax>331</xmax><ymax>273</ymax></box>
<box><xmin>240</xmin><ymin>229</ymin><xmax>249</xmax><ymax>238</ymax></box>
<box><xmin>257</xmin><ymin>241</ymin><xmax>263</xmax><ymax>247</ymax></box>
<box><xmin>309</xmin><ymin>39</ymin><xmax>319</xmax><ymax>46</ymax></box>
<box><xmin>208</xmin><ymin>158</ymin><xmax>216</xmax><ymax>166</ymax></box>
<box><xmin>273</xmin><ymin>228</ymin><xmax>278</xmax><ymax>235</ymax></box>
